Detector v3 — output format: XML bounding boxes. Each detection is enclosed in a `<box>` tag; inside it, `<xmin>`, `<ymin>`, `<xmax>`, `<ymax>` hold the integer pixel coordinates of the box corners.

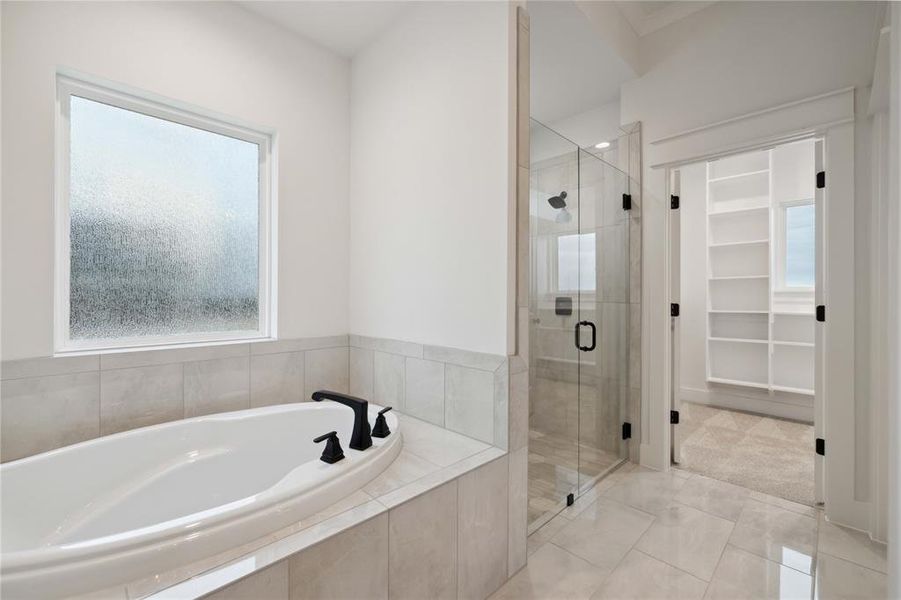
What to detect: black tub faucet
<box><xmin>311</xmin><ymin>390</ymin><xmax>372</xmax><ymax>451</ymax></box>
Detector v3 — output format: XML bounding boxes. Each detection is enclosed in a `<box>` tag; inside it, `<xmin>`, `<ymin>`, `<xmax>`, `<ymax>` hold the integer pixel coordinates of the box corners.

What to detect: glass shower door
<box><xmin>576</xmin><ymin>149</ymin><xmax>631</xmax><ymax>494</ymax></box>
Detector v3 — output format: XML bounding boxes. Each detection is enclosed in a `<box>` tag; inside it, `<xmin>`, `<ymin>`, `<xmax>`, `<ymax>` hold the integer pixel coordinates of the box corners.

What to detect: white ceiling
<box><xmin>528</xmin><ymin>1</ymin><xmax>636</xmax><ymax>124</ymax></box>
<box><xmin>238</xmin><ymin>1</ymin><xmax>410</xmax><ymax>58</ymax></box>
<box><xmin>615</xmin><ymin>1</ymin><xmax>716</xmax><ymax>37</ymax></box>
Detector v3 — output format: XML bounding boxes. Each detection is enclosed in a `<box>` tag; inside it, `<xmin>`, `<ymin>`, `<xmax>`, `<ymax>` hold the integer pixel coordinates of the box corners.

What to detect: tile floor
<box><xmin>528</xmin><ymin>429</ymin><xmax>623</xmax><ymax>527</ymax></box>
<box><xmin>492</xmin><ymin>464</ymin><xmax>888</xmax><ymax>599</ymax></box>
<box><xmin>678</xmin><ymin>401</ymin><xmax>815</xmax><ymax>505</ymax></box>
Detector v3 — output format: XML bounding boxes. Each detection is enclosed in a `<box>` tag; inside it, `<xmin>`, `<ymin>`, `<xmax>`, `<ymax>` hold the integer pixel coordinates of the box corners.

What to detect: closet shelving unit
<box><xmin>705</xmin><ymin>147</ymin><xmax>815</xmax><ymax>395</ymax></box>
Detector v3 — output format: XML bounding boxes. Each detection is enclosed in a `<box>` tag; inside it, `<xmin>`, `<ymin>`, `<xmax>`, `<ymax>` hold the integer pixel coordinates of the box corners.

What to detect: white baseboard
<box><xmin>680</xmin><ymin>385</ymin><xmax>814</xmax><ymax>423</ymax></box>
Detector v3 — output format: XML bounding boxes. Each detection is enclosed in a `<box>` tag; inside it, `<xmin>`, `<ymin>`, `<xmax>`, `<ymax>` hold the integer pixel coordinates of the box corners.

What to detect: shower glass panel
<box><xmin>528</xmin><ymin>120</ymin><xmax>630</xmax><ymax>531</ymax></box>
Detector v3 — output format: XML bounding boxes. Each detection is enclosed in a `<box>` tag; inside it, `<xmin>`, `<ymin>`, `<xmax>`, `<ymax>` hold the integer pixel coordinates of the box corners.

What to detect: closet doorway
<box><xmin>670</xmin><ymin>139</ymin><xmax>823</xmax><ymax>507</ymax></box>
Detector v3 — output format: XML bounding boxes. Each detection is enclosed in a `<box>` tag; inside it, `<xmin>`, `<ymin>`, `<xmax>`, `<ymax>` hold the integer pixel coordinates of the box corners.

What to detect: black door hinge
<box><xmin>566</xmin><ymin>493</ymin><xmax>575</xmax><ymax>506</ymax></box>
<box><xmin>622</xmin><ymin>422</ymin><xmax>632</xmax><ymax>440</ymax></box>
<box><xmin>816</xmin><ymin>438</ymin><xmax>825</xmax><ymax>456</ymax></box>
<box><xmin>623</xmin><ymin>193</ymin><xmax>632</xmax><ymax>211</ymax></box>
<box><xmin>670</xmin><ymin>410</ymin><xmax>680</xmax><ymax>425</ymax></box>
<box><xmin>671</xmin><ymin>194</ymin><xmax>680</xmax><ymax>209</ymax></box>
<box><xmin>816</xmin><ymin>305</ymin><xmax>826</xmax><ymax>322</ymax></box>
<box><xmin>671</xmin><ymin>303</ymin><xmax>680</xmax><ymax>317</ymax></box>
<box><xmin>816</xmin><ymin>171</ymin><xmax>826</xmax><ymax>189</ymax></box>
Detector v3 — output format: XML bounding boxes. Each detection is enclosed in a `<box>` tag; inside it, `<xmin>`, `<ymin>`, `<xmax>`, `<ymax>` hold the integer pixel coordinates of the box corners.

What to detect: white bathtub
<box><xmin>0</xmin><ymin>401</ymin><xmax>401</xmax><ymax>598</ymax></box>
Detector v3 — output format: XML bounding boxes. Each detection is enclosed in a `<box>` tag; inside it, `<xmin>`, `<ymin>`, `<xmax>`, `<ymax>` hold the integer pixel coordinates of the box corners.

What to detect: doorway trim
<box><xmin>641</xmin><ymin>87</ymin><xmax>869</xmax><ymax>530</ymax></box>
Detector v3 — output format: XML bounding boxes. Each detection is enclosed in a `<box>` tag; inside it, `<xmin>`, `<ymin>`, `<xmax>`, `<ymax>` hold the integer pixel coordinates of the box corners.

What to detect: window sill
<box><xmin>54</xmin><ymin>335</ymin><xmax>275</xmax><ymax>358</ymax></box>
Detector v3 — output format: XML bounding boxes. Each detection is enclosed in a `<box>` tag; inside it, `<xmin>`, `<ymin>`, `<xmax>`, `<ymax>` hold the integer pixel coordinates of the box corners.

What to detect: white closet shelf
<box><xmin>773</xmin><ymin>340</ymin><xmax>814</xmax><ymax>348</ymax></box>
<box><xmin>709</xmin><ymin>239</ymin><xmax>769</xmax><ymax>248</ymax></box>
<box><xmin>708</xmin><ymin>205</ymin><xmax>770</xmax><ymax>217</ymax></box>
<box><xmin>707</xmin><ymin>169</ymin><xmax>770</xmax><ymax>183</ymax></box>
<box><xmin>771</xmin><ymin>384</ymin><xmax>814</xmax><ymax>395</ymax></box>
<box><xmin>709</xmin><ymin>309</ymin><xmax>769</xmax><ymax>314</ymax></box>
<box><xmin>709</xmin><ymin>275</ymin><xmax>769</xmax><ymax>280</ymax></box>
<box><xmin>707</xmin><ymin>376</ymin><xmax>770</xmax><ymax>390</ymax></box>
<box><xmin>708</xmin><ymin>336</ymin><xmax>768</xmax><ymax>345</ymax></box>
<box><xmin>772</xmin><ymin>311</ymin><xmax>814</xmax><ymax>317</ymax></box>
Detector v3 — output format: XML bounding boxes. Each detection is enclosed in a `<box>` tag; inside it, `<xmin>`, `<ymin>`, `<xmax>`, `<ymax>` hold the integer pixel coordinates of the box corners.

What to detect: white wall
<box><xmin>1</xmin><ymin>1</ymin><xmax>351</xmax><ymax>360</ymax></box>
<box><xmin>547</xmin><ymin>99</ymin><xmax>622</xmax><ymax>151</ymax></box>
<box><xmin>621</xmin><ymin>0</ymin><xmax>883</xmax><ymax>531</ymax></box>
<box><xmin>348</xmin><ymin>2</ymin><xmax>511</xmax><ymax>356</ymax></box>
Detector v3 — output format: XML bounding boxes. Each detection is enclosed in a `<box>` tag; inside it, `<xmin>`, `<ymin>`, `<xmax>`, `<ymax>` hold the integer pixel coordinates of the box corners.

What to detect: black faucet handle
<box><xmin>372</xmin><ymin>407</ymin><xmax>392</xmax><ymax>438</ymax></box>
<box><xmin>314</xmin><ymin>431</ymin><xmax>345</xmax><ymax>464</ymax></box>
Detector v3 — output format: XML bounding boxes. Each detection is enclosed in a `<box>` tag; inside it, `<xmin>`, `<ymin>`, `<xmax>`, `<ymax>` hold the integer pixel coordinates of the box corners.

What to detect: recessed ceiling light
<box><xmin>594</xmin><ymin>141</ymin><xmax>610</xmax><ymax>149</ymax></box>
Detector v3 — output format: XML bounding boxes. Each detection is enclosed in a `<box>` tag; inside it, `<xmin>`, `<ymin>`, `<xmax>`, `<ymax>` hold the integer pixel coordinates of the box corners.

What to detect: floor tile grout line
<box><xmin>816</xmin><ymin>549</ymin><xmax>889</xmax><ymax>577</ymax></box>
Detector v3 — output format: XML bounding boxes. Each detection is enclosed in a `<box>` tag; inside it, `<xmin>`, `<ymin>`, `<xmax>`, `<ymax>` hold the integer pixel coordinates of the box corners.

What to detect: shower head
<box><xmin>547</xmin><ymin>191</ymin><xmax>567</xmax><ymax>209</ymax></box>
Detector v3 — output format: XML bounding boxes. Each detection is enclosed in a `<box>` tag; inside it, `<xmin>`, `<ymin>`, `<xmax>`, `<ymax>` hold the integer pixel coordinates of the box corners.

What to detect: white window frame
<box><xmin>774</xmin><ymin>196</ymin><xmax>815</xmax><ymax>293</ymax></box>
<box><xmin>54</xmin><ymin>73</ymin><xmax>277</xmax><ymax>355</ymax></box>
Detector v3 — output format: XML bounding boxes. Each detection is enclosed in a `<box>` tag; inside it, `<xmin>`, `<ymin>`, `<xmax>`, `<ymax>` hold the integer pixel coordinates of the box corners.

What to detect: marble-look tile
<box><xmin>635</xmin><ymin>502</ymin><xmax>734</xmax><ymax>581</ymax></box>
<box><xmin>288</xmin><ymin>514</ymin><xmax>388</xmax><ymax>600</ymax></box>
<box><xmin>396</xmin><ymin>414</ymin><xmax>490</xmax><ymax>467</ymax></box>
<box><xmin>747</xmin><ymin>490</ymin><xmax>818</xmax><ymax>518</ymax></box>
<box><xmin>249</xmin><ymin>352</ymin><xmax>303</xmax><ymax>407</ymax></box>
<box><xmin>250</xmin><ymin>335</ymin><xmax>347</xmax><ymax>355</ymax></box>
<box><xmin>445</xmin><ymin>364</ymin><xmax>494</xmax><ymax>443</ymax></box>
<box><xmin>1</xmin><ymin>372</ymin><xmax>99</xmax><ymax>461</ymax></box>
<box><xmin>508</xmin><ymin>446</ymin><xmax>529</xmax><ymax>575</ymax></box>
<box><xmin>602</xmin><ymin>467</ymin><xmax>688</xmax><ymax>515</ymax></box>
<box><xmin>100</xmin><ymin>343</ymin><xmax>248</xmax><ymax>370</ymax></box>
<box><xmin>728</xmin><ymin>499</ymin><xmax>817</xmax><ymax>574</ymax></box>
<box><xmin>591</xmin><ymin>549</ymin><xmax>707</xmax><ymax>600</ymax></box>
<box><xmin>527</xmin><ymin>512</ymin><xmax>567</xmax><ymax>556</ymax></box>
<box><xmin>423</xmin><ymin>345</ymin><xmax>506</xmax><ymax>372</ymax></box>
<box><xmin>551</xmin><ymin>497</ymin><xmax>654</xmax><ymax>570</ymax></box>
<box><xmin>403</xmin><ymin>357</ymin><xmax>443</xmax><ymax>425</ymax></box>
<box><xmin>493</xmin><ymin>362</ymin><xmax>509</xmax><ymax>450</ymax></box>
<box><xmin>100</xmin><ymin>364</ymin><xmax>183</xmax><ymax>435</ymax></box>
<box><xmin>629</xmin><ymin>216</ymin><xmax>642</xmax><ymax>303</ymax></box>
<box><xmin>1</xmin><ymin>354</ymin><xmax>98</xmax><ymax>380</ymax></box>
<box><xmin>297</xmin><ymin>490</ymin><xmax>374</xmax><ymax>530</ymax></box>
<box><xmin>349</xmin><ymin>335</ymin><xmax>423</xmax><ymax>359</ymax></box>
<box><xmin>490</xmin><ymin>543</ymin><xmax>607</xmax><ymax>600</ymax></box>
<box><xmin>184</xmin><ymin>357</ymin><xmax>250</xmax><ymax>417</ymax></box>
<box><xmin>364</xmin><ymin>351</ymin><xmax>402</xmax><ymax>409</ymax></box>
<box><xmin>817</xmin><ymin>512</ymin><xmax>887</xmax><ymax>573</ymax></box>
<box><xmin>204</xmin><ymin>561</ymin><xmax>288</xmax><ymax>600</ymax></box>
<box><xmin>674</xmin><ymin>474</ymin><xmax>750</xmax><ymax>521</ymax></box>
<box><xmin>597</xmin><ymin>223</ymin><xmax>628</xmax><ymax>303</ymax></box>
<box><xmin>362</xmin><ymin>450</ymin><xmax>439</xmax><ymax>498</ymax></box>
<box><xmin>704</xmin><ymin>545</ymin><xmax>812</xmax><ymax>600</ymax></box>
<box><xmin>304</xmin><ymin>347</ymin><xmax>348</xmax><ymax>399</ymax></box>
<box><xmin>814</xmin><ymin>552</ymin><xmax>888</xmax><ymax>599</ymax></box>
<box><xmin>389</xmin><ymin>481</ymin><xmax>457</xmax><ymax>599</ymax></box>
<box><xmin>517</xmin><ymin>166</ymin><xmax>530</xmax><ymax>308</ymax></box>
<box><xmin>349</xmin><ymin>347</ymin><xmax>374</xmax><ymax>398</ymax></box>
<box><xmin>458</xmin><ymin>456</ymin><xmax>509</xmax><ymax>599</ymax></box>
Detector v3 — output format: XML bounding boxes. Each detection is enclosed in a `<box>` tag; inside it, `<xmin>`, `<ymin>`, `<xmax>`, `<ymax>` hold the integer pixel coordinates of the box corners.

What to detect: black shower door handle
<box><xmin>574</xmin><ymin>320</ymin><xmax>596</xmax><ymax>352</ymax></box>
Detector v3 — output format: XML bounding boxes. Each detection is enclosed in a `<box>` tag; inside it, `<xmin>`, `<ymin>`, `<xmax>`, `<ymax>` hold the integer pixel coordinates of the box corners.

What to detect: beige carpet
<box><xmin>678</xmin><ymin>401</ymin><xmax>815</xmax><ymax>506</ymax></box>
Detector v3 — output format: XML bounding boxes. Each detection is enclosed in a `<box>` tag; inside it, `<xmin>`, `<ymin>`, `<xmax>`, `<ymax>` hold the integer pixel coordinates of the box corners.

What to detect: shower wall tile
<box><xmin>509</xmin><ymin>368</ymin><xmax>529</xmax><ymax>452</ymax></box>
<box><xmin>630</xmin><ymin>216</ymin><xmax>642</xmax><ymax>303</ymax></box>
<box><xmin>507</xmin><ymin>446</ymin><xmax>529</xmax><ymax>576</ymax></box>
<box><xmin>517</xmin><ymin>166</ymin><xmax>530</xmax><ymax>308</ymax></box>
<box><xmin>445</xmin><ymin>364</ymin><xmax>494</xmax><ymax>443</ymax></box>
<box><xmin>100</xmin><ymin>363</ymin><xmax>184</xmax><ymax>435</ymax></box>
<box><xmin>304</xmin><ymin>347</ymin><xmax>349</xmax><ymax>399</ymax></box>
<box><xmin>598</xmin><ymin>223</ymin><xmax>628</xmax><ymax>303</ymax></box>
<box><xmin>288</xmin><ymin>514</ymin><xmax>388</xmax><ymax>600</ymax></box>
<box><xmin>458</xmin><ymin>456</ymin><xmax>509</xmax><ymax>599</ymax></box>
<box><xmin>1</xmin><ymin>354</ymin><xmax>99</xmax><ymax>380</ymax></box>
<box><xmin>250</xmin><ymin>352</ymin><xmax>305</xmax><ymax>407</ymax></box>
<box><xmin>349</xmin><ymin>347</ymin><xmax>374</xmax><ymax>398</ymax></box>
<box><xmin>184</xmin><ymin>356</ymin><xmax>250</xmax><ymax>418</ymax></box>
<box><xmin>1</xmin><ymin>372</ymin><xmax>99</xmax><ymax>462</ymax></box>
<box><xmin>404</xmin><ymin>357</ymin><xmax>444</xmax><ymax>425</ymax></box>
<box><xmin>388</xmin><ymin>481</ymin><xmax>458</xmax><ymax>600</ymax></box>
<box><xmin>373</xmin><ymin>351</ymin><xmax>406</xmax><ymax>411</ymax></box>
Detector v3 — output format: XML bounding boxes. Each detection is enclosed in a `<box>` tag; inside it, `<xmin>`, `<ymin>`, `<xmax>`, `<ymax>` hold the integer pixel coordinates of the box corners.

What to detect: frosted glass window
<box><xmin>557</xmin><ymin>233</ymin><xmax>596</xmax><ymax>292</ymax></box>
<box><xmin>784</xmin><ymin>203</ymin><xmax>815</xmax><ymax>288</ymax></box>
<box><xmin>65</xmin><ymin>93</ymin><xmax>265</xmax><ymax>345</ymax></box>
